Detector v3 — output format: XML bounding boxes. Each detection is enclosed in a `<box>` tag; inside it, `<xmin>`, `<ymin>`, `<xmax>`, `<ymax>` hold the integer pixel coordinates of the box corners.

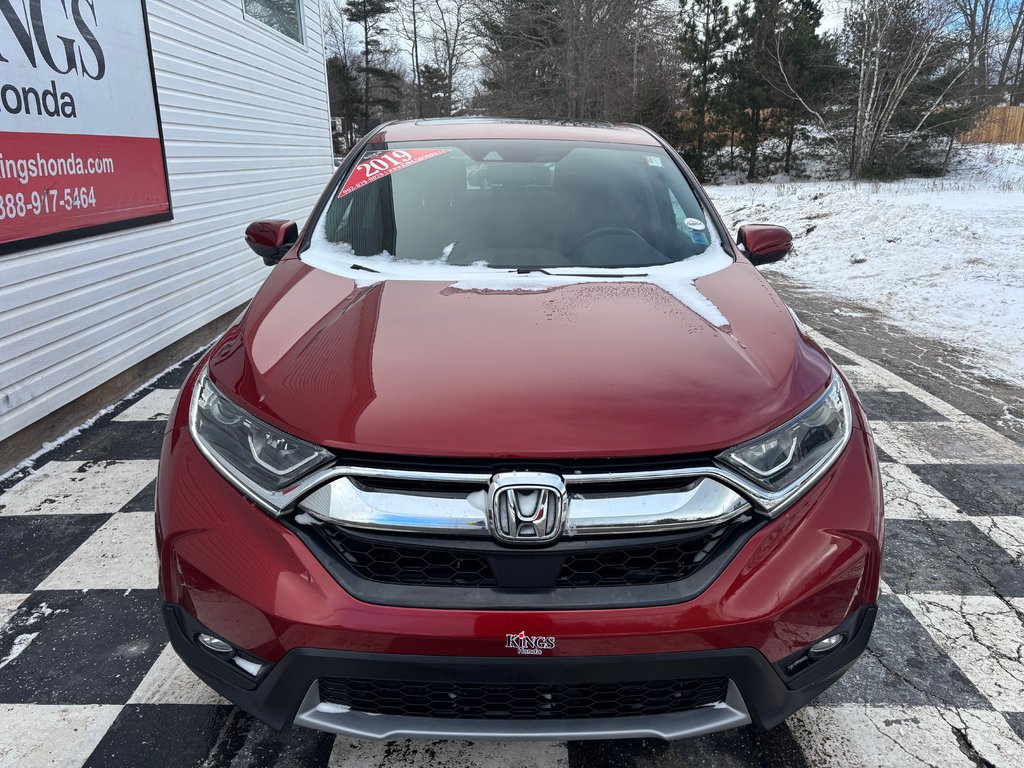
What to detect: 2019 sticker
<box><xmin>338</xmin><ymin>148</ymin><xmax>452</xmax><ymax>198</ymax></box>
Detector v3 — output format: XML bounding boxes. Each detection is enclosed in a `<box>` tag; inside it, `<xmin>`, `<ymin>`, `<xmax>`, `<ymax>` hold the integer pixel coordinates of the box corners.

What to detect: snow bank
<box><xmin>708</xmin><ymin>144</ymin><xmax>1024</xmax><ymax>381</ymax></box>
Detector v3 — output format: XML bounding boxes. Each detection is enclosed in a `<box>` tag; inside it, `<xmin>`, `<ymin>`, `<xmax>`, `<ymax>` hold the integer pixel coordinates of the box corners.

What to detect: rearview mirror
<box><xmin>245</xmin><ymin>220</ymin><xmax>298</xmax><ymax>266</ymax></box>
<box><xmin>736</xmin><ymin>224</ymin><xmax>792</xmax><ymax>266</ymax></box>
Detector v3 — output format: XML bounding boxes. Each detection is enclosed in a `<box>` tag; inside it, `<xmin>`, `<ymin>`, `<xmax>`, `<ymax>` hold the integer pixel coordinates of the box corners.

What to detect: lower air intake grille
<box><xmin>556</xmin><ymin>529</ymin><xmax>730</xmax><ymax>586</ymax></box>
<box><xmin>318</xmin><ymin>676</ymin><xmax>729</xmax><ymax>720</ymax></box>
<box><xmin>322</xmin><ymin>522</ymin><xmax>741</xmax><ymax>589</ymax></box>
<box><xmin>330</xmin><ymin>531</ymin><xmax>498</xmax><ymax>587</ymax></box>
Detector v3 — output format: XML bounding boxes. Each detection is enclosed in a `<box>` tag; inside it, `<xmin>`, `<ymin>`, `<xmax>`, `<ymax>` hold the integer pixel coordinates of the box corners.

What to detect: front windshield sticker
<box><xmin>683</xmin><ymin>217</ymin><xmax>709</xmax><ymax>246</ymax></box>
<box><xmin>338</xmin><ymin>148</ymin><xmax>452</xmax><ymax>198</ymax></box>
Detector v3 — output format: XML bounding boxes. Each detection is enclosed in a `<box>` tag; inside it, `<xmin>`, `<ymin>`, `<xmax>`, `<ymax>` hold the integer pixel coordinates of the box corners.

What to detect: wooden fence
<box><xmin>961</xmin><ymin>105</ymin><xmax>1024</xmax><ymax>145</ymax></box>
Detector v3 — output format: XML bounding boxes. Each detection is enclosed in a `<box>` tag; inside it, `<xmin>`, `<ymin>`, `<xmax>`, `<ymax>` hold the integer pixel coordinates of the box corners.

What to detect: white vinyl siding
<box><xmin>0</xmin><ymin>0</ymin><xmax>332</xmax><ymax>443</ymax></box>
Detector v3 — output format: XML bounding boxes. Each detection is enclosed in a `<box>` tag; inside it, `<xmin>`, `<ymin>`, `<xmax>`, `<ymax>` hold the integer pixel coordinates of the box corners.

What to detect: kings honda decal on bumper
<box><xmin>506</xmin><ymin>632</ymin><xmax>557</xmax><ymax>656</ymax></box>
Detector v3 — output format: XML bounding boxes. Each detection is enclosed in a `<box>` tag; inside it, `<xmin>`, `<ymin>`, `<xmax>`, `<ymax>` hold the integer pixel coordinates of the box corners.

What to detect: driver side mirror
<box><xmin>245</xmin><ymin>219</ymin><xmax>298</xmax><ymax>266</ymax></box>
<box><xmin>737</xmin><ymin>224</ymin><xmax>792</xmax><ymax>266</ymax></box>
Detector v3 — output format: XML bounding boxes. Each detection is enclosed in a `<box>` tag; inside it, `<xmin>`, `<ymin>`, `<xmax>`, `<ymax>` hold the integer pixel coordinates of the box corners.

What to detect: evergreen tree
<box><xmin>418</xmin><ymin>64</ymin><xmax>449</xmax><ymax>117</ymax></box>
<box><xmin>678</xmin><ymin>0</ymin><xmax>734</xmax><ymax>181</ymax></box>
<box><xmin>474</xmin><ymin>0</ymin><xmax>565</xmax><ymax>117</ymax></box>
<box><xmin>326</xmin><ymin>54</ymin><xmax>362</xmax><ymax>146</ymax></box>
<box><xmin>345</xmin><ymin>0</ymin><xmax>397</xmax><ymax>126</ymax></box>
<box><xmin>721</xmin><ymin>0</ymin><xmax>786</xmax><ymax>179</ymax></box>
<box><xmin>771</xmin><ymin>0</ymin><xmax>842</xmax><ymax>174</ymax></box>
<box><xmin>635</xmin><ymin>61</ymin><xmax>685</xmax><ymax>148</ymax></box>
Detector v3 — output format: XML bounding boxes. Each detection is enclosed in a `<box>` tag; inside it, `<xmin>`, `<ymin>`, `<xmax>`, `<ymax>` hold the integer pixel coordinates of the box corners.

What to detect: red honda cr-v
<box><xmin>157</xmin><ymin>118</ymin><xmax>882</xmax><ymax>741</ymax></box>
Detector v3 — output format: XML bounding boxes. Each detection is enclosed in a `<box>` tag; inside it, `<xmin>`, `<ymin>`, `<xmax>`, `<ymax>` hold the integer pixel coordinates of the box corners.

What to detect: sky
<box><xmin>819</xmin><ymin>0</ymin><xmax>847</xmax><ymax>33</ymax></box>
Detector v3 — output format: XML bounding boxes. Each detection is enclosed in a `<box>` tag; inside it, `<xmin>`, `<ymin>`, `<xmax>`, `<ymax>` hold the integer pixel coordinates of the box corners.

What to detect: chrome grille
<box><xmin>298</xmin><ymin>472</ymin><xmax>751</xmax><ymax>539</ymax></box>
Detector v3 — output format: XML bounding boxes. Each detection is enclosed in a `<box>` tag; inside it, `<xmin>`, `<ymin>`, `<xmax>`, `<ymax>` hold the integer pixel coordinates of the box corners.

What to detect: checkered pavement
<box><xmin>1</xmin><ymin>330</ymin><xmax>1023</xmax><ymax>768</ymax></box>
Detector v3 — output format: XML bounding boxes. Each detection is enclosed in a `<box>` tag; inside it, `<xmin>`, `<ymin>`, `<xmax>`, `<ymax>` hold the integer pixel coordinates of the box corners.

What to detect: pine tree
<box><xmin>326</xmin><ymin>54</ymin><xmax>362</xmax><ymax>146</ymax></box>
<box><xmin>418</xmin><ymin>64</ymin><xmax>449</xmax><ymax>117</ymax></box>
<box><xmin>474</xmin><ymin>0</ymin><xmax>565</xmax><ymax>117</ymax></box>
<box><xmin>721</xmin><ymin>0</ymin><xmax>786</xmax><ymax>179</ymax></box>
<box><xmin>771</xmin><ymin>0</ymin><xmax>842</xmax><ymax>174</ymax></box>
<box><xmin>678</xmin><ymin>0</ymin><xmax>734</xmax><ymax>180</ymax></box>
<box><xmin>344</xmin><ymin>0</ymin><xmax>396</xmax><ymax>126</ymax></box>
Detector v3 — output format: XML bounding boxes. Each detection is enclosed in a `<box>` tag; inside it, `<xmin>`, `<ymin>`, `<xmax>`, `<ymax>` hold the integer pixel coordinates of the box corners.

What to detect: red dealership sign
<box><xmin>0</xmin><ymin>1</ymin><xmax>171</xmax><ymax>255</ymax></box>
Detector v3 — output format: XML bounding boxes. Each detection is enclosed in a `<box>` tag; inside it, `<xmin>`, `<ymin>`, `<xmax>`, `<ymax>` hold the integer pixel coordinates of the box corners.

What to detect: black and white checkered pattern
<box><xmin>1</xmin><ymin>319</ymin><xmax>1023</xmax><ymax>768</ymax></box>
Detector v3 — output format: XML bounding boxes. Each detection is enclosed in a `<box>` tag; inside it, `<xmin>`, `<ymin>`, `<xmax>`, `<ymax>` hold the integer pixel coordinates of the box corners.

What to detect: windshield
<box><xmin>307</xmin><ymin>139</ymin><xmax>724</xmax><ymax>270</ymax></box>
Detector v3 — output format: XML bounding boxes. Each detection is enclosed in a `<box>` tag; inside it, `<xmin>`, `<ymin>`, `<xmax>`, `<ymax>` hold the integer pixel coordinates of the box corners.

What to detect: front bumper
<box><xmin>158</xmin><ymin>421</ymin><xmax>882</xmax><ymax>660</ymax></box>
<box><xmin>166</xmin><ymin>602</ymin><xmax>876</xmax><ymax>739</ymax></box>
<box><xmin>157</xmin><ymin>365</ymin><xmax>883</xmax><ymax>738</ymax></box>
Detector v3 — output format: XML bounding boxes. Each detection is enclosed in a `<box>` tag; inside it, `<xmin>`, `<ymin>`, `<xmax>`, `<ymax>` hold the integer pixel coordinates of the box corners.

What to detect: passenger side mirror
<box><xmin>245</xmin><ymin>220</ymin><xmax>298</xmax><ymax>266</ymax></box>
<box><xmin>736</xmin><ymin>224</ymin><xmax>792</xmax><ymax>266</ymax></box>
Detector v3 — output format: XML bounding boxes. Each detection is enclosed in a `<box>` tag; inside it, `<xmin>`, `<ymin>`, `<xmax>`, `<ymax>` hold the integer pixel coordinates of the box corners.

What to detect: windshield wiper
<box><xmin>514</xmin><ymin>267</ymin><xmax>648</xmax><ymax>278</ymax></box>
<box><xmin>350</xmin><ymin>262</ymin><xmax>381</xmax><ymax>273</ymax></box>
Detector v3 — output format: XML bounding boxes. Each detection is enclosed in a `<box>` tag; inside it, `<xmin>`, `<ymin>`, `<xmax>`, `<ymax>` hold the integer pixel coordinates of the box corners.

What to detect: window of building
<box><xmin>243</xmin><ymin>0</ymin><xmax>304</xmax><ymax>43</ymax></box>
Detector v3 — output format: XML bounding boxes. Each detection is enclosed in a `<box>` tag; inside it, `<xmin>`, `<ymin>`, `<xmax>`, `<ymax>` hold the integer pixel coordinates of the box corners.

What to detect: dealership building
<box><xmin>0</xmin><ymin>1</ymin><xmax>333</xmax><ymax>469</ymax></box>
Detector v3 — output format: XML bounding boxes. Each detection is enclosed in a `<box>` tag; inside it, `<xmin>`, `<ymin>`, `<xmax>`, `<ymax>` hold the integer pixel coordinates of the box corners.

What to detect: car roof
<box><xmin>368</xmin><ymin>118</ymin><xmax>662</xmax><ymax>146</ymax></box>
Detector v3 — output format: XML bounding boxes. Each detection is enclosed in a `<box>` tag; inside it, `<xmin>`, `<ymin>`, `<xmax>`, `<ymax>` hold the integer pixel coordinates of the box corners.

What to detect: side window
<box><xmin>243</xmin><ymin>0</ymin><xmax>304</xmax><ymax>43</ymax></box>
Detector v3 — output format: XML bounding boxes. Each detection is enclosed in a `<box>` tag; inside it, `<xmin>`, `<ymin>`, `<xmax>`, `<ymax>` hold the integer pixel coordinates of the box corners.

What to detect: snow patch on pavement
<box><xmin>0</xmin><ymin>633</ymin><xmax>39</xmax><ymax>669</ymax></box>
<box><xmin>22</xmin><ymin>603</ymin><xmax>57</xmax><ymax>625</ymax></box>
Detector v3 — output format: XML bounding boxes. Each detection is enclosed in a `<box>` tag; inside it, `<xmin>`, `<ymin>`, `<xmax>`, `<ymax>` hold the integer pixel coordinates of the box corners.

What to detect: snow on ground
<box><xmin>707</xmin><ymin>144</ymin><xmax>1024</xmax><ymax>382</ymax></box>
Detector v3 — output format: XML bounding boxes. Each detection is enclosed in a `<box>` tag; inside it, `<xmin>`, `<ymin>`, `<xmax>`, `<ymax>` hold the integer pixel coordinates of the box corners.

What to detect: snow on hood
<box><xmin>300</xmin><ymin>237</ymin><xmax>735</xmax><ymax>328</ymax></box>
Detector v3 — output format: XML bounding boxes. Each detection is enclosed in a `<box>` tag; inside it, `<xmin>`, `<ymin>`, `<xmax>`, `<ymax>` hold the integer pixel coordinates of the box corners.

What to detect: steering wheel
<box><xmin>569</xmin><ymin>227</ymin><xmax>646</xmax><ymax>255</ymax></box>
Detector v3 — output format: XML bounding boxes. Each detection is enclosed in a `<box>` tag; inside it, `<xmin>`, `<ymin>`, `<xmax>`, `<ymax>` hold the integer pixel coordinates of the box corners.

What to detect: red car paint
<box><xmin>205</xmin><ymin>258</ymin><xmax>831</xmax><ymax>458</ymax></box>
<box><xmin>156</xmin><ymin>119</ymin><xmax>883</xmax><ymax>736</ymax></box>
<box><xmin>158</xmin><ymin>376</ymin><xmax>880</xmax><ymax>663</ymax></box>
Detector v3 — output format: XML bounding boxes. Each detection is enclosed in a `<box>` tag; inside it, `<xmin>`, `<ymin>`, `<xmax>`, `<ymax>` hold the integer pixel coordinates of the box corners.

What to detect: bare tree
<box><xmin>995</xmin><ymin>1</ymin><xmax>1024</xmax><ymax>102</ymax></box>
<box><xmin>424</xmin><ymin>0</ymin><xmax>474</xmax><ymax>114</ymax></box>
<box><xmin>848</xmin><ymin>1</ymin><xmax>991</xmax><ymax>177</ymax></box>
<box><xmin>954</xmin><ymin>0</ymin><xmax>998</xmax><ymax>90</ymax></box>
<box><xmin>950</xmin><ymin>0</ymin><xmax>1024</xmax><ymax>103</ymax></box>
<box><xmin>472</xmin><ymin>0</ymin><xmax>674</xmax><ymax>120</ymax></box>
<box><xmin>559</xmin><ymin>0</ymin><xmax>652</xmax><ymax>119</ymax></box>
<box><xmin>323</xmin><ymin>0</ymin><xmax>358</xmax><ymax>58</ymax></box>
<box><xmin>392</xmin><ymin>1</ymin><xmax>425</xmax><ymax>116</ymax></box>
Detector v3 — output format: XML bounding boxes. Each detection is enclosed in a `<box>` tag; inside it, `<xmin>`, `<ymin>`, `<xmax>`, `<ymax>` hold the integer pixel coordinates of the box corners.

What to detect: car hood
<box><xmin>208</xmin><ymin>257</ymin><xmax>832</xmax><ymax>458</ymax></box>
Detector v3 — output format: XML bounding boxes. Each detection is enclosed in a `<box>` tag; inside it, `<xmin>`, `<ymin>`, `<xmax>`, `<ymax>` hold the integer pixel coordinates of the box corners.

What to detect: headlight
<box><xmin>719</xmin><ymin>375</ymin><xmax>851</xmax><ymax>493</ymax></box>
<box><xmin>190</xmin><ymin>373</ymin><xmax>333</xmax><ymax>501</ymax></box>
